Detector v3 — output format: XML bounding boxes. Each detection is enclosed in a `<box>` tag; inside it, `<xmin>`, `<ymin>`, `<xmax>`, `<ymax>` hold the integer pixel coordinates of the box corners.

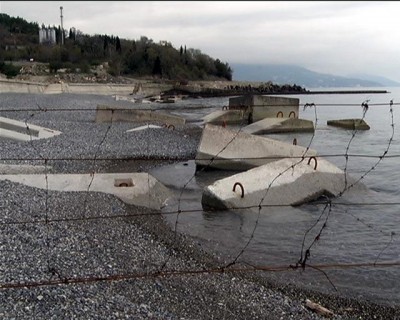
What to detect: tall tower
<box><xmin>60</xmin><ymin>6</ymin><xmax>64</xmax><ymax>45</ymax></box>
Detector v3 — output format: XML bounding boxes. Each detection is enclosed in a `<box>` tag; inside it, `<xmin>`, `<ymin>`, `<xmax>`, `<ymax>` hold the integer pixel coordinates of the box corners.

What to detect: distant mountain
<box><xmin>347</xmin><ymin>73</ymin><xmax>400</xmax><ymax>87</ymax></box>
<box><xmin>231</xmin><ymin>63</ymin><xmax>384</xmax><ymax>88</ymax></box>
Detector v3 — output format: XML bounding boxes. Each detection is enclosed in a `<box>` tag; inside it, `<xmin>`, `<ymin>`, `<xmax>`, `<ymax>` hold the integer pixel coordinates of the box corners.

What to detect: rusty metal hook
<box><xmin>168</xmin><ymin>124</ymin><xmax>175</xmax><ymax>130</ymax></box>
<box><xmin>277</xmin><ymin>111</ymin><xmax>284</xmax><ymax>118</ymax></box>
<box><xmin>232</xmin><ymin>182</ymin><xmax>244</xmax><ymax>198</ymax></box>
<box><xmin>307</xmin><ymin>156</ymin><xmax>318</xmax><ymax>170</ymax></box>
<box><xmin>289</xmin><ymin>111</ymin><xmax>296</xmax><ymax>118</ymax></box>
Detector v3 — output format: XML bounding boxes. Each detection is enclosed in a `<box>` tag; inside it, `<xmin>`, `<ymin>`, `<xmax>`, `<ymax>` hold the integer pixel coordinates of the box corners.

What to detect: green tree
<box><xmin>116</xmin><ymin>36</ymin><xmax>121</xmax><ymax>54</ymax></box>
<box><xmin>69</xmin><ymin>28</ymin><xmax>76</xmax><ymax>42</ymax></box>
<box><xmin>152</xmin><ymin>56</ymin><xmax>162</xmax><ymax>76</ymax></box>
<box><xmin>103</xmin><ymin>35</ymin><xmax>109</xmax><ymax>57</ymax></box>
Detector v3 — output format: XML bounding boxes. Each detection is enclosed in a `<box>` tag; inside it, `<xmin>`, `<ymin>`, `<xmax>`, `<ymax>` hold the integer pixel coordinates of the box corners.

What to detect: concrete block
<box><xmin>327</xmin><ymin>119</ymin><xmax>370</xmax><ymax>130</ymax></box>
<box><xmin>243</xmin><ymin>118</ymin><xmax>314</xmax><ymax>134</ymax></box>
<box><xmin>202</xmin><ymin>109</ymin><xmax>248</xmax><ymax>125</ymax></box>
<box><xmin>67</xmin><ymin>83</ymin><xmax>173</xmax><ymax>96</ymax></box>
<box><xmin>0</xmin><ymin>116</ymin><xmax>62</xmax><ymax>141</ymax></box>
<box><xmin>126</xmin><ymin>124</ymin><xmax>162</xmax><ymax>132</ymax></box>
<box><xmin>0</xmin><ymin>80</ymin><xmax>174</xmax><ymax>96</ymax></box>
<box><xmin>95</xmin><ymin>105</ymin><xmax>186</xmax><ymax>126</ymax></box>
<box><xmin>0</xmin><ymin>79</ymin><xmax>46</xmax><ymax>93</ymax></box>
<box><xmin>0</xmin><ymin>164</ymin><xmax>52</xmax><ymax>174</ymax></box>
<box><xmin>229</xmin><ymin>95</ymin><xmax>300</xmax><ymax>122</ymax></box>
<box><xmin>43</xmin><ymin>83</ymin><xmax>63</xmax><ymax>94</ymax></box>
<box><xmin>0</xmin><ymin>173</ymin><xmax>171</xmax><ymax>210</ymax></box>
<box><xmin>195</xmin><ymin>124</ymin><xmax>316</xmax><ymax>171</ymax></box>
<box><xmin>201</xmin><ymin>157</ymin><xmax>346</xmax><ymax>210</ymax></box>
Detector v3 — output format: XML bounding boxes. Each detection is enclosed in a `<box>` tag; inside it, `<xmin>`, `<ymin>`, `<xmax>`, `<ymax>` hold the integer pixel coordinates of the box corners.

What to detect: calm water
<box><xmin>151</xmin><ymin>87</ymin><xmax>400</xmax><ymax>306</ymax></box>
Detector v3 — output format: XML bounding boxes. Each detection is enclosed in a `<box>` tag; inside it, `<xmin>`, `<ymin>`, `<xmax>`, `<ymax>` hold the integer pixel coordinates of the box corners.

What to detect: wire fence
<box><xmin>0</xmin><ymin>96</ymin><xmax>398</xmax><ymax>304</ymax></box>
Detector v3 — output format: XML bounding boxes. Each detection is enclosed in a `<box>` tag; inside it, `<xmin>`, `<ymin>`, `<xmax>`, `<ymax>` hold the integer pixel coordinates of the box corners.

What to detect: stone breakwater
<box><xmin>0</xmin><ymin>93</ymin><xmax>399</xmax><ymax>319</ymax></box>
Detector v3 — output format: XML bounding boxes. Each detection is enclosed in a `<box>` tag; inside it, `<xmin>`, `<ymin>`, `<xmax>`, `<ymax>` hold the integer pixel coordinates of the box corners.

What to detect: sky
<box><xmin>1</xmin><ymin>1</ymin><xmax>400</xmax><ymax>82</ymax></box>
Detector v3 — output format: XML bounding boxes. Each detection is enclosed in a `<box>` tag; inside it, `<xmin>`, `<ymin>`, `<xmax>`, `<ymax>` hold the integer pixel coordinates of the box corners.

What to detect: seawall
<box><xmin>0</xmin><ymin>79</ymin><xmax>173</xmax><ymax>96</ymax></box>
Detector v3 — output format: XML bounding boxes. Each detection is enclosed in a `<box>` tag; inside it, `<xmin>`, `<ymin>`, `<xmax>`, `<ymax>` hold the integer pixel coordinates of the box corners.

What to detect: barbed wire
<box><xmin>160</xmin><ymin>109</ymin><xmax>251</xmax><ymax>271</ymax></box>
<box><xmin>82</xmin><ymin>109</ymin><xmax>115</xmax><ymax>215</ymax></box>
<box><xmin>0</xmin><ymin>260</ymin><xmax>399</xmax><ymax>291</ymax></box>
<box><xmin>23</xmin><ymin>102</ymin><xmax>55</xmax><ymax>280</ymax></box>
<box><xmin>0</xmin><ymin>95</ymin><xmax>398</xmax><ymax>297</ymax></box>
<box><xmin>0</xmin><ymin>101</ymin><xmax>398</xmax><ymax>114</ymax></box>
<box><xmin>1</xmin><ymin>200</ymin><xmax>400</xmax><ymax>227</ymax></box>
<box><xmin>2</xmin><ymin>153</ymin><xmax>400</xmax><ymax>162</ymax></box>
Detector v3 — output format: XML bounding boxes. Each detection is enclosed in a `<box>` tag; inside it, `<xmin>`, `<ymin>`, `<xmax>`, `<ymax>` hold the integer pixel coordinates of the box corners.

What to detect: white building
<box><xmin>39</xmin><ymin>27</ymin><xmax>56</xmax><ymax>45</ymax></box>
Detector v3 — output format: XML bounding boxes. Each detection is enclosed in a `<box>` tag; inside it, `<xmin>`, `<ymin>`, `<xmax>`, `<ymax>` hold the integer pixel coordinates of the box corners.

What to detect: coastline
<box><xmin>0</xmin><ymin>76</ymin><xmax>388</xmax><ymax>97</ymax></box>
<box><xmin>0</xmin><ymin>90</ymin><xmax>398</xmax><ymax>319</ymax></box>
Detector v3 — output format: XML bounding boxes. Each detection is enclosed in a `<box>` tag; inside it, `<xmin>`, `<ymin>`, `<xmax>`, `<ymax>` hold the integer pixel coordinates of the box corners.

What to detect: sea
<box><xmin>150</xmin><ymin>87</ymin><xmax>400</xmax><ymax>306</ymax></box>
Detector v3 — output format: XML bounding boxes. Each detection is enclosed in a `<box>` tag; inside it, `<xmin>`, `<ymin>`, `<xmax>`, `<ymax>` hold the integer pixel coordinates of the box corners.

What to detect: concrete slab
<box><xmin>0</xmin><ymin>116</ymin><xmax>62</xmax><ymax>141</ymax></box>
<box><xmin>0</xmin><ymin>80</ymin><xmax>173</xmax><ymax>96</ymax></box>
<box><xmin>243</xmin><ymin>118</ymin><xmax>315</xmax><ymax>134</ymax></box>
<box><xmin>201</xmin><ymin>157</ymin><xmax>346</xmax><ymax>210</ymax></box>
<box><xmin>114</xmin><ymin>95</ymin><xmax>139</xmax><ymax>102</ymax></box>
<box><xmin>0</xmin><ymin>164</ymin><xmax>51</xmax><ymax>174</ymax></box>
<box><xmin>0</xmin><ymin>173</ymin><xmax>171</xmax><ymax>210</ymax></box>
<box><xmin>202</xmin><ymin>109</ymin><xmax>248</xmax><ymax>125</ymax></box>
<box><xmin>69</xmin><ymin>83</ymin><xmax>173</xmax><ymax>96</ymax></box>
<box><xmin>327</xmin><ymin>119</ymin><xmax>370</xmax><ymax>130</ymax></box>
<box><xmin>229</xmin><ymin>95</ymin><xmax>300</xmax><ymax>122</ymax></box>
<box><xmin>95</xmin><ymin>105</ymin><xmax>186</xmax><ymax>126</ymax></box>
<box><xmin>43</xmin><ymin>83</ymin><xmax>63</xmax><ymax>94</ymax></box>
<box><xmin>126</xmin><ymin>124</ymin><xmax>162</xmax><ymax>132</ymax></box>
<box><xmin>195</xmin><ymin>124</ymin><xmax>316</xmax><ymax>171</ymax></box>
<box><xmin>114</xmin><ymin>95</ymin><xmax>152</xmax><ymax>104</ymax></box>
<box><xmin>0</xmin><ymin>79</ymin><xmax>46</xmax><ymax>93</ymax></box>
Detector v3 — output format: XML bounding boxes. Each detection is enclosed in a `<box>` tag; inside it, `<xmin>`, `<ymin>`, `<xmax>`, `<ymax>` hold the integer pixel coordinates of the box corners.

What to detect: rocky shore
<box><xmin>1</xmin><ymin>92</ymin><xmax>399</xmax><ymax>319</ymax></box>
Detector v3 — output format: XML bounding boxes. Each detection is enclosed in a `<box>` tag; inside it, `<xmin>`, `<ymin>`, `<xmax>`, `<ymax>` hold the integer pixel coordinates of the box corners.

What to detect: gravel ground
<box><xmin>1</xmin><ymin>93</ymin><xmax>400</xmax><ymax>319</ymax></box>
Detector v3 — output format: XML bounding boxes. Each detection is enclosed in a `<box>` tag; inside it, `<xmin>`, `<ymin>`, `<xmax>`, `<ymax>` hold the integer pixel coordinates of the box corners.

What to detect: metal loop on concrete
<box><xmin>289</xmin><ymin>111</ymin><xmax>296</xmax><ymax>118</ymax></box>
<box><xmin>222</xmin><ymin>106</ymin><xmax>228</xmax><ymax>110</ymax></box>
<box><xmin>232</xmin><ymin>182</ymin><xmax>244</xmax><ymax>198</ymax></box>
<box><xmin>277</xmin><ymin>111</ymin><xmax>284</xmax><ymax>118</ymax></box>
<box><xmin>307</xmin><ymin>156</ymin><xmax>318</xmax><ymax>170</ymax></box>
<box><xmin>293</xmin><ymin>138</ymin><xmax>297</xmax><ymax>145</ymax></box>
<box><xmin>168</xmin><ymin>124</ymin><xmax>175</xmax><ymax>130</ymax></box>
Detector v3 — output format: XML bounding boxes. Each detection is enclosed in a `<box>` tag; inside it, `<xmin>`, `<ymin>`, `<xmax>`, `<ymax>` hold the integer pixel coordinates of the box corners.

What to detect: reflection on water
<box><xmin>150</xmin><ymin>88</ymin><xmax>400</xmax><ymax>306</ymax></box>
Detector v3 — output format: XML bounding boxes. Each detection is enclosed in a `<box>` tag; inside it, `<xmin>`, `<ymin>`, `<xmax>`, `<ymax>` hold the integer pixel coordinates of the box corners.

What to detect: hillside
<box><xmin>0</xmin><ymin>13</ymin><xmax>232</xmax><ymax>81</ymax></box>
<box><xmin>231</xmin><ymin>63</ymin><xmax>387</xmax><ymax>88</ymax></box>
<box><xmin>347</xmin><ymin>73</ymin><xmax>400</xmax><ymax>87</ymax></box>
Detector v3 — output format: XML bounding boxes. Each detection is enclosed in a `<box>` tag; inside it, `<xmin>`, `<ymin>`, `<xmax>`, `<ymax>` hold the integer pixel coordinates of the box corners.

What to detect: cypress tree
<box><xmin>152</xmin><ymin>56</ymin><xmax>162</xmax><ymax>76</ymax></box>
<box><xmin>116</xmin><ymin>36</ymin><xmax>121</xmax><ymax>54</ymax></box>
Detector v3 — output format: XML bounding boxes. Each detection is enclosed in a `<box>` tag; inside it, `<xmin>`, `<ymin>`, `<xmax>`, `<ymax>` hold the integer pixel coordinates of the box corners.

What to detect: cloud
<box><xmin>1</xmin><ymin>1</ymin><xmax>400</xmax><ymax>81</ymax></box>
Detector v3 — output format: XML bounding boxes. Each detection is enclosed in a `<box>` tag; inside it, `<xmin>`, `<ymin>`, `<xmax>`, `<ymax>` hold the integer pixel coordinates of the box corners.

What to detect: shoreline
<box><xmin>302</xmin><ymin>89</ymin><xmax>388</xmax><ymax>94</ymax></box>
<box><xmin>0</xmin><ymin>91</ymin><xmax>398</xmax><ymax>319</ymax></box>
<box><xmin>0</xmin><ymin>77</ymin><xmax>389</xmax><ymax>97</ymax></box>
<box><xmin>127</xmin><ymin>195</ymin><xmax>400</xmax><ymax>319</ymax></box>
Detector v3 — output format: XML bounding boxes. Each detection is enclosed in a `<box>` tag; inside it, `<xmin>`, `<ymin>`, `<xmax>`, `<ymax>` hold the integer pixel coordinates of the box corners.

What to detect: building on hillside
<box><xmin>39</xmin><ymin>27</ymin><xmax>56</xmax><ymax>45</ymax></box>
<box><xmin>159</xmin><ymin>40</ymin><xmax>171</xmax><ymax>47</ymax></box>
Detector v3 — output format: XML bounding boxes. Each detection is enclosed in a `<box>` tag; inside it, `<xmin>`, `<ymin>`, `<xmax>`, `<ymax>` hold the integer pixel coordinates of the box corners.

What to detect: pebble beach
<box><xmin>1</xmin><ymin>92</ymin><xmax>399</xmax><ymax>319</ymax></box>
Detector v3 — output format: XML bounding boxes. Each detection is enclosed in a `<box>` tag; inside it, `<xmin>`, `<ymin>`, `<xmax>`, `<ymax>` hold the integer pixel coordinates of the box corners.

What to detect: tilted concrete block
<box><xmin>195</xmin><ymin>124</ymin><xmax>316</xmax><ymax>171</ymax></box>
<box><xmin>202</xmin><ymin>157</ymin><xmax>349</xmax><ymax>210</ymax></box>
